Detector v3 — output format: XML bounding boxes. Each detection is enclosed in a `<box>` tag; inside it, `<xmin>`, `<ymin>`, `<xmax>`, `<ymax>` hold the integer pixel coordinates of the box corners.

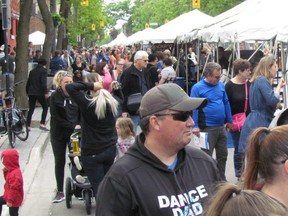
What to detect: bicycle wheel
<box><xmin>7</xmin><ymin>111</ymin><xmax>16</xmax><ymax>148</ymax></box>
<box><xmin>14</xmin><ymin>109</ymin><xmax>29</xmax><ymax>141</ymax></box>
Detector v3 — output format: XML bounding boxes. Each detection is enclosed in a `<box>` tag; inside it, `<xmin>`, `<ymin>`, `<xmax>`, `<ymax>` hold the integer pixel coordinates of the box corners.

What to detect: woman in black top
<box><xmin>66</xmin><ymin>73</ymin><xmax>118</xmax><ymax>195</ymax></box>
<box><xmin>225</xmin><ymin>59</ymin><xmax>251</xmax><ymax>178</ymax></box>
<box><xmin>50</xmin><ymin>71</ymin><xmax>80</xmax><ymax>203</ymax></box>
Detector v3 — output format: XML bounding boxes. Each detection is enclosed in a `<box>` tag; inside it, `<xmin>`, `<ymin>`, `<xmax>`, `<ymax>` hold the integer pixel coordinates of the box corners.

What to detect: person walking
<box><xmin>0</xmin><ymin>149</ymin><xmax>23</xmax><ymax>216</ymax></box>
<box><xmin>50</xmin><ymin>71</ymin><xmax>80</xmax><ymax>203</ymax></box>
<box><xmin>225</xmin><ymin>59</ymin><xmax>251</xmax><ymax>178</ymax></box>
<box><xmin>96</xmin><ymin>83</ymin><xmax>222</xmax><ymax>216</ymax></box>
<box><xmin>239</xmin><ymin>55</ymin><xmax>286</xmax><ymax>153</ymax></box>
<box><xmin>191</xmin><ymin>62</ymin><xmax>233</xmax><ymax>180</ymax></box>
<box><xmin>26</xmin><ymin>58</ymin><xmax>49</xmax><ymax>130</ymax></box>
<box><xmin>66</xmin><ymin>73</ymin><xmax>118</xmax><ymax>195</ymax></box>
<box><xmin>121</xmin><ymin>50</ymin><xmax>151</xmax><ymax>131</ymax></box>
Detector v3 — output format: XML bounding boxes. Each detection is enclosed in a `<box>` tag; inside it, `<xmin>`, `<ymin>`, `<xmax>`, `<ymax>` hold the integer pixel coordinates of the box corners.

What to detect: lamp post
<box><xmin>1</xmin><ymin>0</ymin><xmax>11</xmax><ymax>97</ymax></box>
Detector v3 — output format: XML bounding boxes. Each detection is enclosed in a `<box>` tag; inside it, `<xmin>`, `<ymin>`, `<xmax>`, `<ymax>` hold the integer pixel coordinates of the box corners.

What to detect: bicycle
<box><xmin>0</xmin><ymin>80</ymin><xmax>29</xmax><ymax>148</ymax></box>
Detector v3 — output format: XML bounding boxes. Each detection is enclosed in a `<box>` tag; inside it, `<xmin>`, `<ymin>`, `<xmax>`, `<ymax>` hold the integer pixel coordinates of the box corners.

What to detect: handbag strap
<box><xmin>244</xmin><ymin>80</ymin><xmax>248</xmax><ymax>113</ymax></box>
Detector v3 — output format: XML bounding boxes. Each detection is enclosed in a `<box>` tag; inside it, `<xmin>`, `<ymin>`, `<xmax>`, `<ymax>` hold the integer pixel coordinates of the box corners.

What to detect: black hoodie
<box><xmin>96</xmin><ymin>133</ymin><xmax>222</xmax><ymax>216</ymax></box>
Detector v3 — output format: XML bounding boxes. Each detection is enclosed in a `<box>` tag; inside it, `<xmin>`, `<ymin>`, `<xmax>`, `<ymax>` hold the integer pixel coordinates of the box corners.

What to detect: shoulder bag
<box><xmin>232</xmin><ymin>81</ymin><xmax>248</xmax><ymax>132</ymax></box>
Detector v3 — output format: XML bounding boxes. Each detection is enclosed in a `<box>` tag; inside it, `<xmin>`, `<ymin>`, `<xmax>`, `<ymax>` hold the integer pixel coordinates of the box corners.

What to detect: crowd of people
<box><xmin>19</xmin><ymin>43</ymin><xmax>288</xmax><ymax>215</ymax></box>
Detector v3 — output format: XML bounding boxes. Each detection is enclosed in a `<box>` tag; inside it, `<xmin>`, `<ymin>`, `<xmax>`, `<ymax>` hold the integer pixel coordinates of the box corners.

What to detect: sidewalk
<box><xmin>0</xmin><ymin>107</ymin><xmax>51</xmax><ymax>216</ymax></box>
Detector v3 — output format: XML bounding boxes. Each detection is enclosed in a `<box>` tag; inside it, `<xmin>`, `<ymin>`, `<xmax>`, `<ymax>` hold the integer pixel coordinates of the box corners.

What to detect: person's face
<box><xmin>269</xmin><ymin>62</ymin><xmax>278</xmax><ymax>78</ymax></box>
<box><xmin>239</xmin><ymin>68</ymin><xmax>251</xmax><ymax>80</ymax></box>
<box><xmin>138</xmin><ymin>57</ymin><xmax>149</xmax><ymax>69</ymax></box>
<box><xmin>60</xmin><ymin>75</ymin><xmax>73</xmax><ymax>95</ymax></box>
<box><xmin>116</xmin><ymin>60</ymin><xmax>125</xmax><ymax>72</ymax></box>
<box><xmin>115</xmin><ymin>123</ymin><xmax>122</xmax><ymax>136</ymax></box>
<box><xmin>207</xmin><ymin>69</ymin><xmax>221</xmax><ymax>85</ymax></box>
<box><xmin>155</xmin><ymin>110</ymin><xmax>194</xmax><ymax>149</ymax></box>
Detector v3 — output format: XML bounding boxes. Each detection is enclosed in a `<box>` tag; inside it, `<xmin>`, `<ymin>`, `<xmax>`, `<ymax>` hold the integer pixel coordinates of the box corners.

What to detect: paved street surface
<box><xmin>0</xmin><ymin>106</ymin><xmax>237</xmax><ymax>216</ymax></box>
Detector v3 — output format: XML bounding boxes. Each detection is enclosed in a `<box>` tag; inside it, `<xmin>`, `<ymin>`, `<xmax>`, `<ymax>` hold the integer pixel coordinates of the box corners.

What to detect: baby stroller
<box><xmin>65</xmin><ymin>130</ymin><xmax>94</xmax><ymax>215</ymax></box>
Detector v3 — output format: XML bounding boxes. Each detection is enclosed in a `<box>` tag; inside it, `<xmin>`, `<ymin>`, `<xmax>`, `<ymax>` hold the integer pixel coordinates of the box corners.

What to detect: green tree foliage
<box><xmin>67</xmin><ymin>0</ymin><xmax>106</xmax><ymax>47</ymax></box>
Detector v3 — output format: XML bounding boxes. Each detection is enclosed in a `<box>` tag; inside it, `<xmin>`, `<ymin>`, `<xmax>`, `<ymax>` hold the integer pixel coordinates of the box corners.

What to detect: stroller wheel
<box><xmin>84</xmin><ymin>190</ymin><xmax>92</xmax><ymax>215</ymax></box>
<box><xmin>65</xmin><ymin>177</ymin><xmax>73</xmax><ymax>208</ymax></box>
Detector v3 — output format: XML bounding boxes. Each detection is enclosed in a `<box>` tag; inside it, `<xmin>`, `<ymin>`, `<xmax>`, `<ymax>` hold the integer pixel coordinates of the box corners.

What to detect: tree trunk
<box><xmin>56</xmin><ymin>0</ymin><xmax>71</xmax><ymax>50</ymax></box>
<box><xmin>37</xmin><ymin>0</ymin><xmax>55</xmax><ymax>70</ymax></box>
<box><xmin>14</xmin><ymin>0</ymin><xmax>33</xmax><ymax>110</ymax></box>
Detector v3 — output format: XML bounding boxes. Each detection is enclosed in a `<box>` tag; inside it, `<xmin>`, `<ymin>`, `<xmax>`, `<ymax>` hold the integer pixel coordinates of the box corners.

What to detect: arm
<box><xmin>96</xmin><ymin>177</ymin><xmax>134</xmax><ymax>216</ymax></box>
<box><xmin>191</xmin><ymin>85</ymin><xmax>201</xmax><ymax>136</ymax></box>
<box><xmin>6</xmin><ymin>172</ymin><xmax>23</xmax><ymax>207</ymax></box>
<box><xmin>40</xmin><ymin>69</ymin><xmax>48</xmax><ymax>93</ymax></box>
<box><xmin>65</xmin><ymin>81</ymin><xmax>102</xmax><ymax>106</ymax></box>
<box><xmin>258</xmin><ymin>77</ymin><xmax>281</xmax><ymax>107</ymax></box>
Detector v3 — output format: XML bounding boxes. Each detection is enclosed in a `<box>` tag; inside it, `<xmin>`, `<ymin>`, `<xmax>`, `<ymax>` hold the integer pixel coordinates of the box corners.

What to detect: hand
<box><xmin>74</xmin><ymin>124</ymin><xmax>81</xmax><ymax>130</ymax></box>
<box><xmin>6</xmin><ymin>202</ymin><xmax>12</xmax><ymax>207</ymax></box>
<box><xmin>44</xmin><ymin>93</ymin><xmax>49</xmax><ymax>99</ymax></box>
<box><xmin>122</xmin><ymin>112</ymin><xmax>129</xmax><ymax>118</ymax></box>
<box><xmin>192</xmin><ymin>127</ymin><xmax>200</xmax><ymax>137</ymax></box>
<box><xmin>278</xmin><ymin>78</ymin><xmax>286</xmax><ymax>88</ymax></box>
<box><xmin>93</xmin><ymin>81</ymin><xmax>103</xmax><ymax>91</ymax></box>
<box><xmin>225</xmin><ymin>123</ymin><xmax>233</xmax><ymax>131</ymax></box>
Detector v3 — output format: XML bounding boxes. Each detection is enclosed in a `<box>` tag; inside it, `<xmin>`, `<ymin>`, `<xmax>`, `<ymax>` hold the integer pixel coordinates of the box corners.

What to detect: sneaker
<box><xmin>74</xmin><ymin>156</ymin><xmax>82</xmax><ymax>171</ymax></box>
<box><xmin>52</xmin><ymin>192</ymin><xmax>65</xmax><ymax>203</ymax></box>
<box><xmin>76</xmin><ymin>175</ymin><xmax>86</xmax><ymax>184</ymax></box>
<box><xmin>40</xmin><ymin>125</ymin><xmax>49</xmax><ymax>131</ymax></box>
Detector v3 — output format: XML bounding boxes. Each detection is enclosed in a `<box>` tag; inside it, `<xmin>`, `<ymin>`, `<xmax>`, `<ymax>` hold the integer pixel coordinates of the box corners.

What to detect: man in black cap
<box><xmin>26</xmin><ymin>58</ymin><xmax>49</xmax><ymax>131</ymax></box>
<box><xmin>96</xmin><ymin>83</ymin><xmax>222</xmax><ymax>216</ymax></box>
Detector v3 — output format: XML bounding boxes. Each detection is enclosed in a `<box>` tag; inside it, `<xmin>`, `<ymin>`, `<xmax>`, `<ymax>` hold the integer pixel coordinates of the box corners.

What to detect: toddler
<box><xmin>0</xmin><ymin>149</ymin><xmax>24</xmax><ymax>216</ymax></box>
<box><xmin>115</xmin><ymin>118</ymin><xmax>135</xmax><ymax>160</ymax></box>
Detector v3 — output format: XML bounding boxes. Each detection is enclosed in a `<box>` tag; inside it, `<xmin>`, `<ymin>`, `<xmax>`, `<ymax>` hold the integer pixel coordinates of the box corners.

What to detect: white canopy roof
<box><xmin>140</xmin><ymin>9</ymin><xmax>213</xmax><ymax>44</ymax></box>
<box><xmin>106</xmin><ymin>32</ymin><xmax>128</xmax><ymax>47</ymax></box>
<box><xmin>29</xmin><ymin>31</ymin><xmax>46</xmax><ymax>45</ymax></box>
<box><xmin>197</xmin><ymin>0</ymin><xmax>288</xmax><ymax>43</ymax></box>
<box><xmin>125</xmin><ymin>28</ymin><xmax>155</xmax><ymax>45</ymax></box>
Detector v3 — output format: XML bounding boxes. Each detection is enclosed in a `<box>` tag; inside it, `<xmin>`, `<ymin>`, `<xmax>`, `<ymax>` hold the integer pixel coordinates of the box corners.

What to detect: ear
<box><xmin>284</xmin><ymin>160</ymin><xmax>288</xmax><ymax>175</ymax></box>
<box><xmin>149</xmin><ymin>116</ymin><xmax>161</xmax><ymax>131</ymax></box>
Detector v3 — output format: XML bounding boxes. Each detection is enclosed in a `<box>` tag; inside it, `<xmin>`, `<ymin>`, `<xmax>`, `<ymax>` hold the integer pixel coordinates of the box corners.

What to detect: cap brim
<box><xmin>170</xmin><ymin>98</ymin><xmax>207</xmax><ymax>112</ymax></box>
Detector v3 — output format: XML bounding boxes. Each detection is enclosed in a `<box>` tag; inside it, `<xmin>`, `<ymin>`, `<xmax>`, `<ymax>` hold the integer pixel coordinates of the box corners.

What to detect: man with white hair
<box><xmin>121</xmin><ymin>50</ymin><xmax>151</xmax><ymax>131</ymax></box>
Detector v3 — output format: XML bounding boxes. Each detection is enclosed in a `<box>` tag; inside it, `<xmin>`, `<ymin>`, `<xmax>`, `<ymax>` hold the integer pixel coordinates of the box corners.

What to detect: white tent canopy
<box><xmin>29</xmin><ymin>31</ymin><xmax>46</xmax><ymax>45</ymax></box>
<box><xmin>106</xmin><ymin>32</ymin><xmax>128</xmax><ymax>47</ymax></box>
<box><xmin>140</xmin><ymin>9</ymin><xmax>213</xmax><ymax>44</ymax></box>
<box><xmin>197</xmin><ymin>0</ymin><xmax>288</xmax><ymax>43</ymax></box>
<box><xmin>125</xmin><ymin>28</ymin><xmax>154</xmax><ymax>45</ymax></box>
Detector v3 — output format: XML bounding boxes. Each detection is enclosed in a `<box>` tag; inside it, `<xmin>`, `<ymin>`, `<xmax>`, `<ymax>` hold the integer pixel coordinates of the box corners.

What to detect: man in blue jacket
<box><xmin>191</xmin><ymin>62</ymin><xmax>233</xmax><ymax>180</ymax></box>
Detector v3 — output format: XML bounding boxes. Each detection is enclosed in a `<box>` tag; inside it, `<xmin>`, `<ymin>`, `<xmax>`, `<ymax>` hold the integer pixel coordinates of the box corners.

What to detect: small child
<box><xmin>115</xmin><ymin>118</ymin><xmax>135</xmax><ymax>161</ymax></box>
<box><xmin>0</xmin><ymin>149</ymin><xmax>24</xmax><ymax>216</ymax></box>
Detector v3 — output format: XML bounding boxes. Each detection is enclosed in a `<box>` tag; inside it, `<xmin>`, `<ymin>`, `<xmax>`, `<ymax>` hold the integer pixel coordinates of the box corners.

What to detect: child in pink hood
<box><xmin>0</xmin><ymin>149</ymin><xmax>23</xmax><ymax>216</ymax></box>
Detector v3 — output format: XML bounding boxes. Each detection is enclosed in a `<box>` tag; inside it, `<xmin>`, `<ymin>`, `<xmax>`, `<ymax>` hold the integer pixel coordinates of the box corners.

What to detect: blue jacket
<box><xmin>239</xmin><ymin>76</ymin><xmax>280</xmax><ymax>152</ymax></box>
<box><xmin>191</xmin><ymin>79</ymin><xmax>232</xmax><ymax>128</ymax></box>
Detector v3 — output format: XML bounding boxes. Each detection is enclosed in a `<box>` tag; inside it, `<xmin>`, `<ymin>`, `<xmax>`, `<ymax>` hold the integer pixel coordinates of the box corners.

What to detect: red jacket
<box><xmin>1</xmin><ymin>149</ymin><xmax>24</xmax><ymax>207</ymax></box>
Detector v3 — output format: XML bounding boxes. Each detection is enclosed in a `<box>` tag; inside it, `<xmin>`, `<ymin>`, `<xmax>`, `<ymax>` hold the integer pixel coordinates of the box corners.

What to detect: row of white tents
<box><xmin>105</xmin><ymin>0</ymin><xmax>288</xmax><ymax>47</ymax></box>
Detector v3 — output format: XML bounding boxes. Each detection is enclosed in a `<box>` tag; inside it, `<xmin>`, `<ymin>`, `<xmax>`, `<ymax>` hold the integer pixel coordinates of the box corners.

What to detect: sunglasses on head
<box><xmin>154</xmin><ymin>111</ymin><xmax>192</xmax><ymax>122</ymax></box>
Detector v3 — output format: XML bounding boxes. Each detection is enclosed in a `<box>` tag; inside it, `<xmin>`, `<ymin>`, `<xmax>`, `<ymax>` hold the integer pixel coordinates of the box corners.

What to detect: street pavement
<box><xmin>0</xmin><ymin>107</ymin><xmax>237</xmax><ymax>216</ymax></box>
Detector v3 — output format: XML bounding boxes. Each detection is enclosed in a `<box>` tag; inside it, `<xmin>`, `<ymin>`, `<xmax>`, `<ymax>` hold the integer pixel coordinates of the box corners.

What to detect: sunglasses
<box><xmin>154</xmin><ymin>111</ymin><xmax>192</xmax><ymax>122</ymax></box>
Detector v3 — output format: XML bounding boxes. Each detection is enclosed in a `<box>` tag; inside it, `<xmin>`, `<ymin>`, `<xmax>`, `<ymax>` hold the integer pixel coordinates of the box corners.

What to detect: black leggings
<box><xmin>50</xmin><ymin>136</ymin><xmax>70</xmax><ymax>192</ymax></box>
<box><xmin>27</xmin><ymin>95</ymin><xmax>48</xmax><ymax>126</ymax></box>
<box><xmin>0</xmin><ymin>196</ymin><xmax>19</xmax><ymax>216</ymax></box>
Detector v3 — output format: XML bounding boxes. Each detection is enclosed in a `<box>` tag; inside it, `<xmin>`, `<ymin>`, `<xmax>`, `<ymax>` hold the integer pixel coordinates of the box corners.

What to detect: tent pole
<box><xmin>185</xmin><ymin>43</ymin><xmax>189</xmax><ymax>94</ymax></box>
<box><xmin>281</xmin><ymin>42</ymin><xmax>287</xmax><ymax>108</ymax></box>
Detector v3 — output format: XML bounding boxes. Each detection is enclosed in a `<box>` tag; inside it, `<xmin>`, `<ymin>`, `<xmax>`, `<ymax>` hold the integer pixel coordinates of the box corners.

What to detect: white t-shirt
<box><xmin>161</xmin><ymin>66</ymin><xmax>176</xmax><ymax>83</ymax></box>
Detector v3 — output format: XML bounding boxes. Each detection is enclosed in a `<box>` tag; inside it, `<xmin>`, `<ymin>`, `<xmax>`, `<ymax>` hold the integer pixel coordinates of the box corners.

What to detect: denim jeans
<box><xmin>81</xmin><ymin>145</ymin><xmax>116</xmax><ymax>195</ymax></box>
<box><xmin>201</xmin><ymin>126</ymin><xmax>228</xmax><ymax>180</ymax></box>
<box><xmin>230</xmin><ymin>131</ymin><xmax>244</xmax><ymax>177</ymax></box>
<box><xmin>130</xmin><ymin>115</ymin><xmax>140</xmax><ymax>133</ymax></box>
<box><xmin>0</xmin><ymin>196</ymin><xmax>19</xmax><ymax>216</ymax></box>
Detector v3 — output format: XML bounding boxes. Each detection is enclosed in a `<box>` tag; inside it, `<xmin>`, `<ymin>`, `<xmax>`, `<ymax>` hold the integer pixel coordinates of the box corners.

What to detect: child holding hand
<box><xmin>0</xmin><ymin>149</ymin><xmax>24</xmax><ymax>216</ymax></box>
<box><xmin>115</xmin><ymin>118</ymin><xmax>135</xmax><ymax>161</ymax></box>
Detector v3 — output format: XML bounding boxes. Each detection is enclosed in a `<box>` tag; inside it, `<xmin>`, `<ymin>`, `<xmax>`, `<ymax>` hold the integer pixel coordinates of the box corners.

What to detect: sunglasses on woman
<box><xmin>154</xmin><ymin>111</ymin><xmax>192</xmax><ymax>122</ymax></box>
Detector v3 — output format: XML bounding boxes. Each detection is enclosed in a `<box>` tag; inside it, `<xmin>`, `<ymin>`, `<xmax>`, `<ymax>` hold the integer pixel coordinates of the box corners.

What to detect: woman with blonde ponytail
<box><xmin>65</xmin><ymin>72</ymin><xmax>118</xmax><ymax>195</ymax></box>
<box><xmin>204</xmin><ymin>182</ymin><xmax>287</xmax><ymax>216</ymax></box>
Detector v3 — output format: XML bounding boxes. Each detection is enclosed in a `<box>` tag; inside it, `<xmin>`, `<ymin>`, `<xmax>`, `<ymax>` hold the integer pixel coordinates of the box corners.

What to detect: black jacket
<box><xmin>50</xmin><ymin>88</ymin><xmax>80</xmax><ymax>139</ymax></box>
<box><xmin>66</xmin><ymin>82</ymin><xmax>117</xmax><ymax>155</ymax></box>
<box><xmin>121</xmin><ymin>64</ymin><xmax>151</xmax><ymax>114</ymax></box>
<box><xmin>96</xmin><ymin>133</ymin><xmax>222</xmax><ymax>216</ymax></box>
<box><xmin>26</xmin><ymin>64</ymin><xmax>47</xmax><ymax>95</ymax></box>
